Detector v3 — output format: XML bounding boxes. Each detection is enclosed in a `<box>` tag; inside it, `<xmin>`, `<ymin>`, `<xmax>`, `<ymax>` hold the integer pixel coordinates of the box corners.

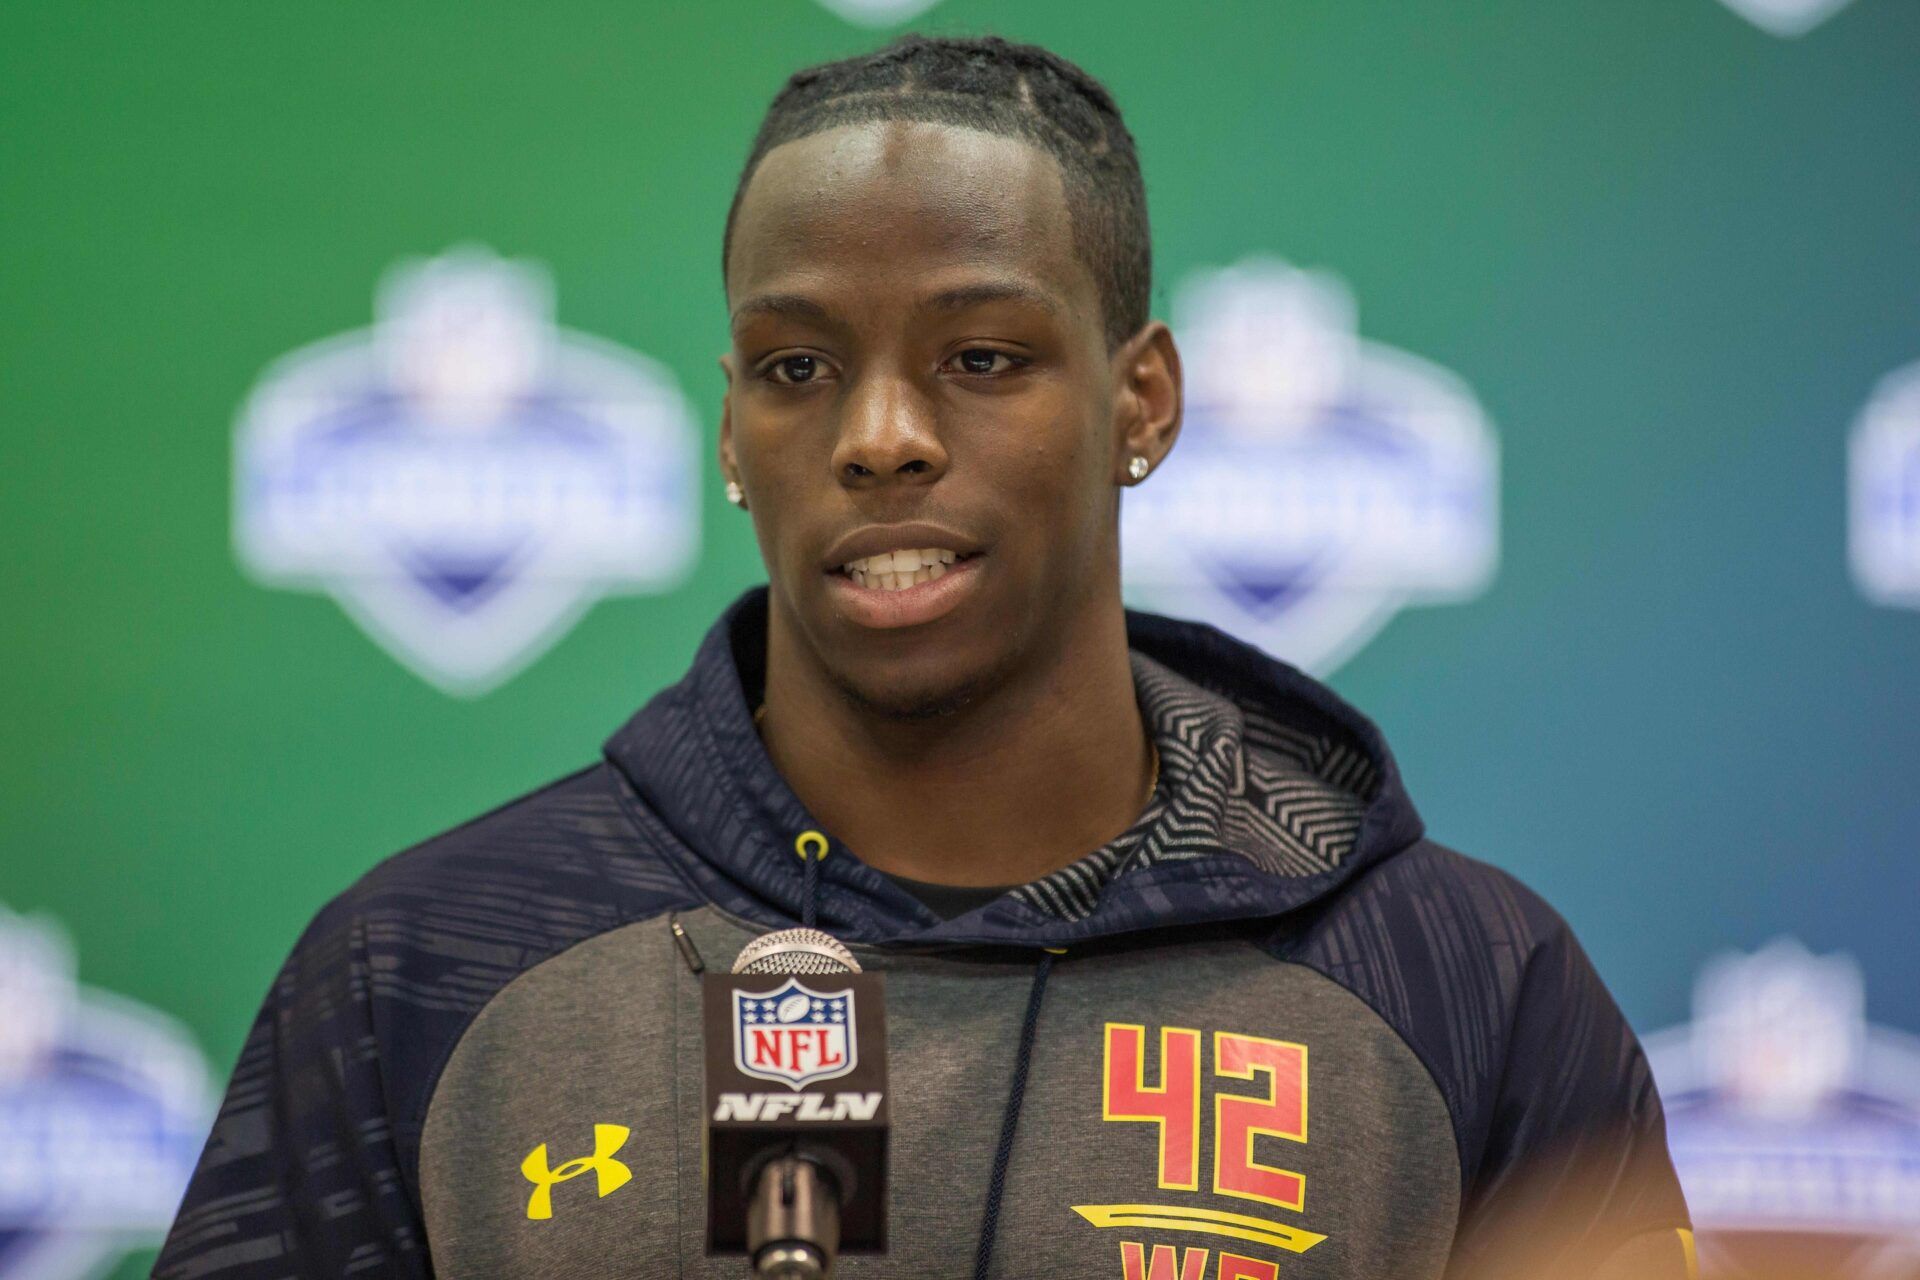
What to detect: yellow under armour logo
<box><xmin>520</xmin><ymin>1123</ymin><xmax>633</xmax><ymax>1221</ymax></box>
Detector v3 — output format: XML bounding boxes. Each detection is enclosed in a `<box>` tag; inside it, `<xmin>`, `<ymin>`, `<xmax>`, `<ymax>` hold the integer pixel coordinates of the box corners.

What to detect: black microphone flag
<box><xmin>704</xmin><ymin>927</ymin><xmax>889</xmax><ymax>1269</ymax></box>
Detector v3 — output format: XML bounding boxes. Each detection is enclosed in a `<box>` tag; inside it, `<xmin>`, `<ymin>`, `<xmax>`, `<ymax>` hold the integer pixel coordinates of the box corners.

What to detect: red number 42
<box><xmin>1102</xmin><ymin>1025</ymin><xmax>1308</xmax><ymax>1212</ymax></box>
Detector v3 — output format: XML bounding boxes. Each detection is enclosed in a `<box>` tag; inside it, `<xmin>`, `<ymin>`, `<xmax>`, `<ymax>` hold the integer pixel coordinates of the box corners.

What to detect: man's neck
<box><xmin>756</xmin><ymin>602</ymin><xmax>1155</xmax><ymax>888</ymax></box>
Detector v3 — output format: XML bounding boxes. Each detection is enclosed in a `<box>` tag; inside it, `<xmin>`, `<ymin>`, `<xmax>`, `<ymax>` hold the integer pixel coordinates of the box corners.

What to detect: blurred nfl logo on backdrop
<box><xmin>811</xmin><ymin>0</ymin><xmax>942</xmax><ymax>24</ymax></box>
<box><xmin>1849</xmin><ymin>359</ymin><xmax>1920</xmax><ymax>610</ymax></box>
<box><xmin>1715</xmin><ymin>0</ymin><xmax>1857</xmax><ymax>37</ymax></box>
<box><xmin>233</xmin><ymin>246</ymin><xmax>701</xmax><ymax>696</ymax></box>
<box><xmin>1122</xmin><ymin>256</ymin><xmax>1498</xmax><ymax>674</ymax></box>
<box><xmin>0</xmin><ymin>904</ymin><xmax>212</xmax><ymax>1280</ymax></box>
<box><xmin>1646</xmin><ymin>940</ymin><xmax>1920</xmax><ymax>1279</ymax></box>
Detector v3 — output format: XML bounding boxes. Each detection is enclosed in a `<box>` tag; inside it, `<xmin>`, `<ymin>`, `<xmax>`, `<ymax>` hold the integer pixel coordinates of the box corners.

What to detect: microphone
<box><xmin>704</xmin><ymin>927</ymin><xmax>889</xmax><ymax>1278</ymax></box>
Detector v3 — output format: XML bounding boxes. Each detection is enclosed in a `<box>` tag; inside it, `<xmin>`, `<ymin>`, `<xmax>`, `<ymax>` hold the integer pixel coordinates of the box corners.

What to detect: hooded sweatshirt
<box><xmin>155</xmin><ymin>589</ymin><xmax>1692</xmax><ymax>1280</ymax></box>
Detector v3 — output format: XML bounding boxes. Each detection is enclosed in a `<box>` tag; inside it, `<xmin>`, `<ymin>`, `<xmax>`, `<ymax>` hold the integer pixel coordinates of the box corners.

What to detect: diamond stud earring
<box><xmin>1127</xmin><ymin>456</ymin><xmax>1150</xmax><ymax>482</ymax></box>
<box><xmin>725</xmin><ymin>480</ymin><xmax>746</xmax><ymax>508</ymax></box>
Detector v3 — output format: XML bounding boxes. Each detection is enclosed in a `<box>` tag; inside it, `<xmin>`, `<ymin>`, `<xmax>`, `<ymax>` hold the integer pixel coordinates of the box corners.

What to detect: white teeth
<box><xmin>841</xmin><ymin>547</ymin><xmax>962</xmax><ymax>588</ymax></box>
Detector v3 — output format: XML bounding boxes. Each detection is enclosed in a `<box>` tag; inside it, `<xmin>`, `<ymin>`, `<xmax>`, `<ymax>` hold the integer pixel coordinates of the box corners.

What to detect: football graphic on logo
<box><xmin>732</xmin><ymin>979</ymin><xmax>859</xmax><ymax>1090</ymax></box>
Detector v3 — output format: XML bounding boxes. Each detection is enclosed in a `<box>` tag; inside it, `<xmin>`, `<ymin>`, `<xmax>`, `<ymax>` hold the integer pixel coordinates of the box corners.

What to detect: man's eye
<box><xmin>950</xmin><ymin>348</ymin><xmax>1019</xmax><ymax>376</ymax></box>
<box><xmin>765</xmin><ymin>355</ymin><xmax>824</xmax><ymax>385</ymax></box>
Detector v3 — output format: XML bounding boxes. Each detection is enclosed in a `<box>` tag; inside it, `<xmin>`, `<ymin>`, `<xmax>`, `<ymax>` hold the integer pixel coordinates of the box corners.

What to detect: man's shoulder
<box><xmin>291</xmin><ymin>760</ymin><xmax>699</xmax><ymax>1023</ymax></box>
<box><xmin>1272</xmin><ymin>839</ymin><xmax>1643</xmax><ymax>1180</ymax></box>
<box><xmin>1279</xmin><ymin>838</ymin><xmax>1576</xmax><ymax>989</ymax></box>
<box><xmin>345</xmin><ymin>762</ymin><xmax>637</xmax><ymax>905</ymax></box>
<box><xmin>271</xmin><ymin>762</ymin><xmax>703</xmax><ymax>1177</ymax></box>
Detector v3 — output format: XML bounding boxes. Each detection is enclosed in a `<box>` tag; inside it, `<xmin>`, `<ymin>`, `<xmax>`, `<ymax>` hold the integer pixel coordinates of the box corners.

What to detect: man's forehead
<box><xmin>731</xmin><ymin>276</ymin><xmax>1067</xmax><ymax>336</ymax></box>
<box><xmin>726</xmin><ymin>120</ymin><xmax>1093</xmax><ymax>314</ymax></box>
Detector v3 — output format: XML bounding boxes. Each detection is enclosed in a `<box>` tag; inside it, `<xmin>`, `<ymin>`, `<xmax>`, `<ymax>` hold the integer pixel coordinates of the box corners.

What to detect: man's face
<box><xmin>722</xmin><ymin>120</ymin><xmax>1169</xmax><ymax>717</ymax></box>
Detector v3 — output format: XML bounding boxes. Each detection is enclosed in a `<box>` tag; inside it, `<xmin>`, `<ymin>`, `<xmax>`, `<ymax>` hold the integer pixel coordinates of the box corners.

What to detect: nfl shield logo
<box><xmin>1123</xmin><ymin>256</ymin><xmax>1499</xmax><ymax>674</ymax></box>
<box><xmin>0</xmin><ymin>903</ymin><xmax>214</xmax><ymax>1279</ymax></box>
<box><xmin>1849</xmin><ymin>360</ymin><xmax>1920</xmax><ymax>609</ymax></box>
<box><xmin>1715</xmin><ymin>0</ymin><xmax>1856</xmax><ymax>37</ymax></box>
<box><xmin>733</xmin><ymin>979</ymin><xmax>857</xmax><ymax>1091</ymax></box>
<box><xmin>233</xmin><ymin>246</ymin><xmax>701</xmax><ymax>695</ymax></box>
<box><xmin>1644</xmin><ymin>940</ymin><xmax>1920</xmax><ymax>1273</ymax></box>
<box><xmin>811</xmin><ymin>0</ymin><xmax>945</xmax><ymax>25</ymax></box>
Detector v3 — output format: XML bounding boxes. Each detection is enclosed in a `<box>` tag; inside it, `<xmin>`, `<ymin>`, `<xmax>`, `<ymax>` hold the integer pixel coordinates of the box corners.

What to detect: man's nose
<box><xmin>831</xmin><ymin>372</ymin><xmax>948</xmax><ymax>489</ymax></box>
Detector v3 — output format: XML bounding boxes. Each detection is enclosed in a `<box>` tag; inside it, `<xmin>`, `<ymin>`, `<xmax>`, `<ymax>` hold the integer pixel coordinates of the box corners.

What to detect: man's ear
<box><xmin>1109</xmin><ymin>320</ymin><xmax>1183</xmax><ymax>485</ymax></box>
<box><xmin>717</xmin><ymin>353</ymin><xmax>740</xmax><ymax>490</ymax></box>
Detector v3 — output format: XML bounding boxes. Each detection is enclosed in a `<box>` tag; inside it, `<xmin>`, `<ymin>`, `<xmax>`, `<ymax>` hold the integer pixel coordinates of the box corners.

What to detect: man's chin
<box><xmin>782</xmin><ymin>583</ymin><xmax>1035</xmax><ymax>722</ymax></box>
<box><xmin>821</xmin><ymin>654</ymin><xmax>1005</xmax><ymax>722</ymax></box>
<box><xmin>827</xmin><ymin>668</ymin><xmax>986</xmax><ymax>722</ymax></box>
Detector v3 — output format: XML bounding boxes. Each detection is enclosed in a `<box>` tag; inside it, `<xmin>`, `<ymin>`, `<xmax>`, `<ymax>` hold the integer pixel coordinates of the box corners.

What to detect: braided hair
<box><xmin>723</xmin><ymin>34</ymin><xmax>1151</xmax><ymax>351</ymax></box>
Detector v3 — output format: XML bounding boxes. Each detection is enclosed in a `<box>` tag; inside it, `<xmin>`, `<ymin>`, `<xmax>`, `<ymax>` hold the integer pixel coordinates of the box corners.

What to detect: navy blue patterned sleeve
<box><xmin>1274</xmin><ymin>840</ymin><xmax>1692</xmax><ymax>1280</ymax></box>
<box><xmin>1444</xmin><ymin>920</ymin><xmax>1692</xmax><ymax>1280</ymax></box>
<box><xmin>152</xmin><ymin>765</ymin><xmax>699</xmax><ymax>1278</ymax></box>
<box><xmin>153</xmin><ymin>894</ymin><xmax>432</xmax><ymax>1278</ymax></box>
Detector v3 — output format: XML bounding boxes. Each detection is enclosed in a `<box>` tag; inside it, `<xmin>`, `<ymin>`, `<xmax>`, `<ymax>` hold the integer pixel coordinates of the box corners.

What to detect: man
<box><xmin>157</xmin><ymin>34</ymin><xmax>1692</xmax><ymax>1280</ymax></box>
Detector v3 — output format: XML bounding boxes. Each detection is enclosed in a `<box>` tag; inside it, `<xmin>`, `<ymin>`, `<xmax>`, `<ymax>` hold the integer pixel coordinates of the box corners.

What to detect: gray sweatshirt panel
<box><xmin>420</xmin><ymin>905</ymin><xmax>1458</xmax><ymax>1278</ymax></box>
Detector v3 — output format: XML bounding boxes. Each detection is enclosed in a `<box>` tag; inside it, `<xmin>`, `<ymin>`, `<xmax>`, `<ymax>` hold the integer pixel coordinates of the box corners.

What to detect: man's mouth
<box><xmin>834</xmin><ymin>547</ymin><xmax>975</xmax><ymax>592</ymax></box>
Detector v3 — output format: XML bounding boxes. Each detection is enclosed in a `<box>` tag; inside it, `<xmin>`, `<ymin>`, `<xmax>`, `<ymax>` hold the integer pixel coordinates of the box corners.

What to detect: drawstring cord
<box><xmin>794</xmin><ymin>830</ymin><xmax>828</xmax><ymax>930</ymax></box>
<box><xmin>757</xmin><ymin>693</ymin><xmax>829</xmax><ymax>929</ymax></box>
<box><xmin>801</xmin><ymin>844</ymin><xmax>820</xmax><ymax>929</ymax></box>
<box><xmin>973</xmin><ymin>948</ymin><xmax>1059</xmax><ymax>1280</ymax></box>
<box><xmin>784</xmin><ymin>812</ymin><xmax>1059</xmax><ymax>1280</ymax></box>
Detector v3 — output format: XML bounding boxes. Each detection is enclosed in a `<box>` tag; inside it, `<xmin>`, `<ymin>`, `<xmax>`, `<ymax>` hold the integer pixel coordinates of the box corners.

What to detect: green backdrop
<box><xmin>3</xmin><ymin>2</ymin><xmax>1917</xmax><ymax>1275</ymax></box>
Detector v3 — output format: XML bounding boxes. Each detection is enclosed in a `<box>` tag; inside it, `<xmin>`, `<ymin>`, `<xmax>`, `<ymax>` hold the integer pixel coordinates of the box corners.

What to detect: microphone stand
<box><xmin>747</xmin><ymin>1153</ymin><xmax>842</xmax><ymax>1280</ymax></box>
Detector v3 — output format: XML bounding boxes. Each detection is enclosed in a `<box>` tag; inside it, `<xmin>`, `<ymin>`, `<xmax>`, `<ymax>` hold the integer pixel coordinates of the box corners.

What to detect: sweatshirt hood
<box><xmin>604</xmin><ymin>588</ymin><xmax>1425</xmax><ymax>950</ymax></box>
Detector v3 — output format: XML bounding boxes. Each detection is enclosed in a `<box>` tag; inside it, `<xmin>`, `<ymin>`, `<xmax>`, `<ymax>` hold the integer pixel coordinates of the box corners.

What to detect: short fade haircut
<box><xmin>723</xmin><ymin>34</ymin><xmax>1151</xmax><ymax>352</ymax></box>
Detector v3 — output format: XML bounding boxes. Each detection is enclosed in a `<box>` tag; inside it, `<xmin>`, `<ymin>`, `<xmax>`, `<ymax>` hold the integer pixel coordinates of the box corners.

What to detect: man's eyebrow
<box><xmin>922</xmin><ymin>281</ymin><xmax>1062</xmax><ymax>316</ymax></box>
<box><xmin>730</xmin><ymin>292</ymin><xmax>833</xmax><ymax>329</ymax></box>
